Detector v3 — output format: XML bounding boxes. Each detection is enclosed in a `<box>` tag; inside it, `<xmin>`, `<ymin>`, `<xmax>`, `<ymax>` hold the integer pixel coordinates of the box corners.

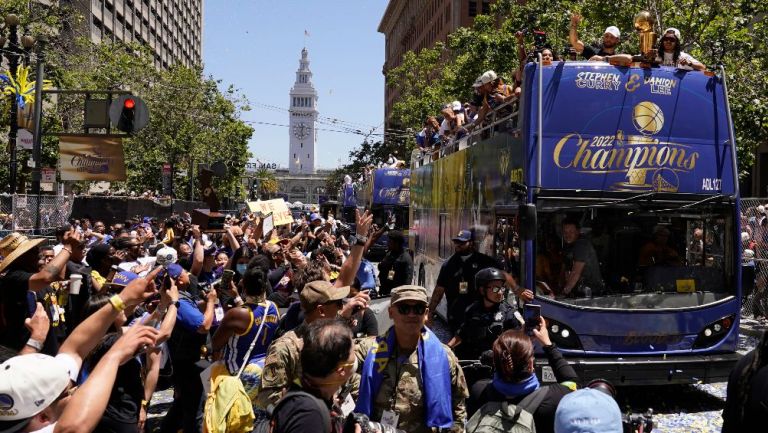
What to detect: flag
<box><xmin>304</xmin><ymin>30</ymin><xmax>310</xmax><ymax>37</ymax></box>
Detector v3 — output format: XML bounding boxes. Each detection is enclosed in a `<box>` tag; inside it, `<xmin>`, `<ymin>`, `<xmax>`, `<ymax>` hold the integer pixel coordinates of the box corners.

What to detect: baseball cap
<box><xmin>663</xmin><ymin>27</ymin><xmax>681</xmax><ymax>40</ymax></box>
<box><xmin>451</xmin><ymin>100</ymin><xmax>462</xmax><ymax>111</ymax></box>
<box><xmin>554</xmin><ymin>388</ymin><xmax>622</xmax><ymax>433</ymax></box>
<box><xmin>391</xmin><ymin>285</ymin><xmax>428</xmax><ymax>305</ymax></box>
<box><xmin>310</xmin><ymin>213</ymin><xmax>321</xmax><ymax>222</ymax></box>
<box><xmin>110</xmin><ymin>270</ymin><xmax>139</xmax><ymax>287</ymax></box>
<box><xmin>155</xmin><ymin>246</ymin><xmax>178</xmax><ymax>266</ymax></box>
<box><xmin>300</xmin><ymin>280</ymin><xmax>350</xmax><ymax>312</ymax></box>
<box><xmin>452</xmin><ymin>229</ymin><xmax>473</xmax><ymax>243</ymax></box>
<box><xmin>0</xmin><ymin>354</ymin><xmax>72</xmax><ymax>430</ymax></box>
<box><xmin>604</xmin><ymin>26</ymin><xmax>621</xmax><ymax>38</ymax></box>
<box><xmin>166</xmin><ymin>263</ymin><xmax>184</xmax><ymax>279</ymax></box>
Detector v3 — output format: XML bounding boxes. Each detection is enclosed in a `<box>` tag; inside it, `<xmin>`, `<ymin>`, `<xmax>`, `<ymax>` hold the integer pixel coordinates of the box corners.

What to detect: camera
<box><xmin>343</xmin><ymin>413</ymin><xmax>403</xmax><ymax>433</ymax></box>
<box><xmin>623</xmin><ymin>410</ymin><xmax>654</xmax><ymax>433</ymax></box>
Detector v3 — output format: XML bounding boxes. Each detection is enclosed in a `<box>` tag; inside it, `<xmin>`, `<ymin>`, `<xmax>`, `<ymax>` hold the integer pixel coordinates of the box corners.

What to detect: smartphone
<box><xmin>523</xmin><ymin>304</ymin><xmax>541</xmax><ymax>336</ymax></box>
<box><xmin>221</xmin><ymin>269</ymin><xmax>235</xmax><ymax>289</ymax></box>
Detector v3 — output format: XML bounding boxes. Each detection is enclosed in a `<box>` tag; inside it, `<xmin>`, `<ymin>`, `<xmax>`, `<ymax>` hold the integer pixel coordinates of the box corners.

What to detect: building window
<box><xmin>468</xmin><ymin>0</ymin><xmax>477</xmax><ymax>17</ymax></box>
<box><xmin>481</xmin><ymin>0</ymin><xmax>490</xmax><ymax>15</ymax></box>
<box><xmin>293</xmin><ymin>153</ymin><xmax>296</xmax><ymax>159</ymax></box>
<box><xmin>307</xmin><ymin>154</ymin><xmax>309</xmax><ymax>159</ymax></box>
<box><xmin>300</xmin><ymin>143</ymin><xmax>303</xmax><ymax>148</ymax></box>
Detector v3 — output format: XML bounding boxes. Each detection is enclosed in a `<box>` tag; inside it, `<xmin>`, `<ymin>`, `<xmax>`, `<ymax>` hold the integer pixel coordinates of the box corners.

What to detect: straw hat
<box><xmin>0</xmin><ymin>233</ymin><xmax>46</xmax><ymax>273</ymax></box>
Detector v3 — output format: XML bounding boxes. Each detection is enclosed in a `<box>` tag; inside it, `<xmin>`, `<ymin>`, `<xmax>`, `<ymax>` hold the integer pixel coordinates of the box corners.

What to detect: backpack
<box><xmin>203</xmin><ymin>301</ymin><xmax>273</xmax><ymax>433</ymax></box>
<box><xmin>466</xmin><ymin>387</ymin><xmax>551</xmax><ymax>433</ymax></box>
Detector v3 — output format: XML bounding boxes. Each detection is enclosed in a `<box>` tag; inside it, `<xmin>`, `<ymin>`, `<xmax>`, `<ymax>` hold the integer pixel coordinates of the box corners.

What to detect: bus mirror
<box><xmin>519</xmin><ymin>204</ymin><xmax>537</xmax><ymax>241</ymax></box>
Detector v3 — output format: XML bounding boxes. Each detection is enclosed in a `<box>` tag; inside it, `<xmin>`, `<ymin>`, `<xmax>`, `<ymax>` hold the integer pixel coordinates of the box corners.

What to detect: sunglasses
<box><xmin>397</xmin><ymin>303</ymin><xmax>427</xmax><ymax>316</ymax></box>
<box><xmin>54</xmin><ymin>384</ymin><xmax>78</xmax><ymax>402</ymax></box>
<box><xmin>337</xmin><ymin>360</ymin><xmax>356</xmax><ymax>369</ymax></box>
<box><xmin>487</xmin><ymin>285</ymin><xmax>505</xmax><ymax>293</ymax></box>
<box><xmin>322</xmin><ymin>299</ymin><xmax>344</xmax><ymax>309</ymax></box>
<box><xmin>662</xmin><ymin>38</ymin><xmax>676</xmax><ymax>42</ymax></box>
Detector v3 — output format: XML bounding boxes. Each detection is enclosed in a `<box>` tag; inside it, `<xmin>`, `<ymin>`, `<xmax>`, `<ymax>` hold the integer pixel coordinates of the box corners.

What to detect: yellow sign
<box><xmin>247</xmin><ymin>199</ymin><xmax>293</xmax><ymax>226</ymax></box>
<box><xmin>675</xmin><ymin>279</ymin><xmax>696</xmax><ymax>293</ymax></box>
<box><xmin>58</xmin><ymin>136</ymin><xmax>126</xmax><ymax>181</ymax></box>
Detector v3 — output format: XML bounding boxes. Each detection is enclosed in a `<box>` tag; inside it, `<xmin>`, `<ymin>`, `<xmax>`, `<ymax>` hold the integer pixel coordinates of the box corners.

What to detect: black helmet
<box><xmin>475</xmin><ymin>267</ymin><xmax>505</xmax><ymax>290</ymax></box>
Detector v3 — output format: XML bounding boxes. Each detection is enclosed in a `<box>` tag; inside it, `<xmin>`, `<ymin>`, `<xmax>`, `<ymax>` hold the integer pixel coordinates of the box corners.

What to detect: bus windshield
<box><xmin>535</xmin><ymin>201</ymin><xmax>735</xmax><ymax>310</ymax></box>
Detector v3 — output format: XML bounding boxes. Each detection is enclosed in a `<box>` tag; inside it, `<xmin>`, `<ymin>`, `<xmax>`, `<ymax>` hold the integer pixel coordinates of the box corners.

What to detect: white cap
<box><xmin>604</xmin><ymin>26</ymin><xmax>621</xmax><ymax>38</ymax></box>
<box><xmin>742</xmin><ymin>232</ymin><xmax>751</xmax><ymax>243</ymax></box>
<box><xmin>663</xmin><ymin>27</ymin><xmax>681</xmax><ymax>40</ymax></box>
<box><xmin>155</xmin><ymin>246</ymin><xmax>178</xmax><ymax>266</ymax></box>
<box><xmin>451</xmin><ymin>101</ymin><xmax>462</xmax><ymax>111</ymax></box>
<box><xmin>758</xmin><ymin>205</ymin><xmax>765</xmax><ymax>213</ymax></box>
<box><xmin>744</xmin><ymin>249</ymin><xmax>755</xmax><ymax>259</ymax></box>
<box><xmin>0</xmin><ymin>354</ymin><xmax>71</xmax><ymax>422</ymax></box>
<box><xmin>473</xmin><ymin>70</ymin><xmax>498</xmax><ymax>87</ymax></box>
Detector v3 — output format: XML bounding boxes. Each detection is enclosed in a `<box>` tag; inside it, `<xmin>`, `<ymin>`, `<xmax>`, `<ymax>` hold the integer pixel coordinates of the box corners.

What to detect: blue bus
<box><xmin>357</xmin><ymin>168</ymin><xmax>410</xmax><ymax>261</ymax></box>
<box><xmin>411</xmin><ymin>60</ymin><xmax>741</xmax><ymax>385</ymax></box>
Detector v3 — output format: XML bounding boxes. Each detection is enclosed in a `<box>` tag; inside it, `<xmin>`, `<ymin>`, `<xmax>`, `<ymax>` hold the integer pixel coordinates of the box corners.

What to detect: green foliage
<box><xmin>0</xmin><ymin>4</ymin><xmax>253</xmax><ymax>197</ymax></box>
<box><xmin>383</xmin><ymin>0</ymin><xmax>768</xmax><ymax>179</ymax></box>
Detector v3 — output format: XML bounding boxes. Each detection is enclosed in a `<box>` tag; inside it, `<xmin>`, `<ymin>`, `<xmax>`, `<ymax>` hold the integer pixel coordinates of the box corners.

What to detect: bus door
<box><xmin>492</xmin><ymin>208</ymin><xmax>522</xmax><ymax>284</ymax></box>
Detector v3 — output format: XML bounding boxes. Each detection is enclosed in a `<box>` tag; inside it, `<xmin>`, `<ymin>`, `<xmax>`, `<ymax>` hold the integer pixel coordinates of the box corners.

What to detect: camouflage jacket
<box><xmin>355</xmin><ymin>336</ymin><xmax>469</xmax><ymax>433</ymax></box>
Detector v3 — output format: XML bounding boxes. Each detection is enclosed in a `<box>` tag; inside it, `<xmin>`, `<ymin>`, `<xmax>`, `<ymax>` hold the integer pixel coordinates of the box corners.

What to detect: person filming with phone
<box><xmin>467</xmin><ymin>319</ymin><xmax>580</xmax><ymax>433</ymax></box>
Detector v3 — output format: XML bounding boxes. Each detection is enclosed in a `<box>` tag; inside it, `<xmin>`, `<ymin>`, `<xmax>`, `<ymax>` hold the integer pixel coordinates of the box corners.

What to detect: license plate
<box><xmin>541</xmin><ymin>365</ymin><xmax>556</xmax><ymax>383</ymax></box>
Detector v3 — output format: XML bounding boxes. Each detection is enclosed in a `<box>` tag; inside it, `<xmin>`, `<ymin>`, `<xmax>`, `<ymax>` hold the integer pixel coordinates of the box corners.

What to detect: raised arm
<box><xmin>189</xmin><ymin>226</ymin><xmax>204</xmax><ymax>276</ymax></box>
<box><xmin>334</xmin><ymin>209</ymin><xmax>373</xmax><ymax>288</ymax></box>
<box><xmin>55</xmin><ymin>325</ymin><xmax>159</xmax><ymax>433</ymax></box>
<box><xmin>28</xmin><ymin>229</ymin><xmax>82</xmax><ymax>292</ymax></box>
<box><xmin>59</xmin><ymin>267</ymin><xmax>160</xmax><ymax>370</ymax></box>
<box><xmin>569</xmin><ymin>13</ymin><xmax>585</xmax><ymax>53</ymax></box>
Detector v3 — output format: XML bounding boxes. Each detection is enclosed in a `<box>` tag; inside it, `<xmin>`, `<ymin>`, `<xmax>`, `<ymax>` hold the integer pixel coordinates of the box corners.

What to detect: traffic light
<box><xmin>109</xmin><ymin>95</ymin><xmax>149</xmax><ymax>133</ymax></box>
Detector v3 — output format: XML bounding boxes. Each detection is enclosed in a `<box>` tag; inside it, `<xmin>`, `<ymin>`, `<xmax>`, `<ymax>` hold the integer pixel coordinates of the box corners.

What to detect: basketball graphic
<box><xmin>632</xmin><ymin>101</ymin><xmax>664</xmax><ymax>135</ymax></box>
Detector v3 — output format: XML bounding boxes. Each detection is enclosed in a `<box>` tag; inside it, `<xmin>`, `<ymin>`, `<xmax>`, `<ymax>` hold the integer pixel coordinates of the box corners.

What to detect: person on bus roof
<box><xmin>569</xmin><ymin>12</ymin><xmax>622</xmax><ymax>62</ymax></box>
<box><xmin>560</xmin><ymin>218</ymin><xmax>604</xmax><ymax>297</ymax></box>
<box><xmin>655</xmin><ymin>28</ymin><xmax>705</xmax><ymax>71</ymax></box>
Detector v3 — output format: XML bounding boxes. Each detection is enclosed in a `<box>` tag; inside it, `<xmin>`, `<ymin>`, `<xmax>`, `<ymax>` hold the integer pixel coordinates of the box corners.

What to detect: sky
<box><xmin>202</xmin><ymin>0</ymin><xmax>389</xmax><ymax>170</ymax></box>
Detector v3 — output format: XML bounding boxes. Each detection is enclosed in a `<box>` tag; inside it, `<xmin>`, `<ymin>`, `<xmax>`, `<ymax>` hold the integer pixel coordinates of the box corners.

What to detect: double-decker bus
<box><xmin>357</xmin><ymin>168</ymin><xmax>411</xmax><ymax>261</ymax></box>
<box><xmin>410</xmin><ymin>60</ymin><xmax>741</xmax><ymax>385</ymax></box>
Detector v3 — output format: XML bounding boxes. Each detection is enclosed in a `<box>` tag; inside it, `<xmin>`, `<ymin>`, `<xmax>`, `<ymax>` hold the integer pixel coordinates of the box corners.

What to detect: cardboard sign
<box><xmin>247</xmin><ymin>199</ymin><xmax>292</xmax><ymax>226</ymax></box>
<box><xmin>262</xmin><ymin>213</ymin><xmax>274</xmax><ymax>239</ymax></box>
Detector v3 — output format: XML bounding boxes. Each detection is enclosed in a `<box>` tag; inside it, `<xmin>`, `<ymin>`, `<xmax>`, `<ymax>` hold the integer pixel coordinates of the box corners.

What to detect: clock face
<box><xmin>293</xmin><ymin>122</ymin><xmax>309</xmax><ymax>139</ymax></box>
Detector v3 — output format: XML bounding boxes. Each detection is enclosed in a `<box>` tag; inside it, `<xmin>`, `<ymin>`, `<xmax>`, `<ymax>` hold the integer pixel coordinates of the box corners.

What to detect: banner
<box><xmin>247</xmin><ymin>199</ymin><xmax>293</xmax><ymax>226</ymax></box>
<box><xmin>58</xmin><ymin>136</ymin><xmax>126</xmax><ymax>181</ymax></box>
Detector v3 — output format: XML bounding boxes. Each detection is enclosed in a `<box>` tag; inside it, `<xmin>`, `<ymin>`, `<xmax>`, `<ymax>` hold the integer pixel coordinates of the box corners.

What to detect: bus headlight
<box><xmin>693</xmin><ymin>315</ymin><xmax>735</xmax><ymax>349</ymax></box>
<box><xmin>544</xmin><ymin>317</ymin><xmax>582</xmax><ymax>350</ymax></box>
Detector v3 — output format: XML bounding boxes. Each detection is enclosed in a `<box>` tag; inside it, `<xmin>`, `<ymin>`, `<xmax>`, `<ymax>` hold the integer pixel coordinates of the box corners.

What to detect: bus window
<box><xmin>537</xmin><ymin>204</ymin><xmax>734</xmax><ymax>310</ymax></box>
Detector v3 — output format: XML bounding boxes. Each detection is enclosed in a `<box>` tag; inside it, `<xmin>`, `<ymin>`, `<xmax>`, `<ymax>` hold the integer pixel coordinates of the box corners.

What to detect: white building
<box><xmin>288</xmin><ymin>48</ymin><xmax>318</xmax><ymax>174</ymax></box>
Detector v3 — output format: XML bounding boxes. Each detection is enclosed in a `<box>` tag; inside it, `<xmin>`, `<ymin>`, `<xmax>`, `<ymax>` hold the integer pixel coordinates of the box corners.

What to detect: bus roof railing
<box><xmin>411</xmin><ymin>98</ymin><xmax>521</xmax><ymax>168</ymax></box>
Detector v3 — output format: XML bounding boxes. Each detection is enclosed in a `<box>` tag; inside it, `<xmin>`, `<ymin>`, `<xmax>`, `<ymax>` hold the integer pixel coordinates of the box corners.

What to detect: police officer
<box><xmin>428</xmin><ymin>229</ymin><xmax>532</xmax><ymax>333</ymax></box>
<box><xmin>377</xmin><ymin>230</ymin><xmax>414</xmax><ymax>296</ymax></box>
<box><xmin>448</xmin><ymin>268</ymin><xmax>522</xmax><ymax>360</ymax></box>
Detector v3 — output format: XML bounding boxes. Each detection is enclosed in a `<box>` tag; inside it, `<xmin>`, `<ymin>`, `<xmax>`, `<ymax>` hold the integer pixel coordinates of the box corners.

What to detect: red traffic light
<box><xmin>123</xmin><ymin>98</ymin><xmax>136</xmax><ymax>110</ymax></box>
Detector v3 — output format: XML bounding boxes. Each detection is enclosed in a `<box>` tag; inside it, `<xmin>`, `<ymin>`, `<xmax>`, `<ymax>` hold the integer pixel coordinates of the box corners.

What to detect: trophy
<box><xmin>633</xmin><ymin>11</ymin><xmax>658</xmax><ymax>65</ymax></box>
<box><xmin>192</xmin><ymin>167</ymin><xmax>226</xmax><ymax>231</ymax></box>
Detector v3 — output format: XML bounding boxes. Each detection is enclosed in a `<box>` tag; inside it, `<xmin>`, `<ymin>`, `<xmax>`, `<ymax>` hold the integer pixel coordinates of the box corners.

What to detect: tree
<box><xmin>385</xmin><ymin>0</ymin><xmax>768</xmax><ymax>179</ymax></box>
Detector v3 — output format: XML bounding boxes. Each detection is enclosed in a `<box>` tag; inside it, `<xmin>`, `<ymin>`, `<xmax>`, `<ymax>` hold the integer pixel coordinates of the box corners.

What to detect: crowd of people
<box><xmin>0</xmin><ymin>198</ymin><xmax>765</xmax><ymax>433</ymax></box>
<box><xmin>416</xmin><ymin>13</ymin><xmax>706</xmax><ymax>158</ymax></box>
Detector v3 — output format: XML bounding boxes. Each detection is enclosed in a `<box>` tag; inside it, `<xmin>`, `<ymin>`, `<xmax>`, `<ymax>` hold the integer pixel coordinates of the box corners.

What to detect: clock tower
<box><xmin>288</xmin><ymin>48</ymin><xmax>318</xmax><ymax>174</ymax></box>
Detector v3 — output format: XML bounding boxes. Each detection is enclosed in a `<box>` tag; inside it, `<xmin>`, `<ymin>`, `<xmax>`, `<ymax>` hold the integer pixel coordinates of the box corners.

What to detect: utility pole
<box><xmin>31</xmin><ymin>35</ymin><xmax>46</xmax><ymax>233</ymax></box>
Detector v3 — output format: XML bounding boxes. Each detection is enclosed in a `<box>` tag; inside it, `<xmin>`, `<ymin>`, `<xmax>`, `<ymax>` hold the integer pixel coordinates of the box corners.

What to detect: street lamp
<box><xmin>1</xmin><ymin>14</ymin><xmax>36</xmax><ymax>194</ymax></box>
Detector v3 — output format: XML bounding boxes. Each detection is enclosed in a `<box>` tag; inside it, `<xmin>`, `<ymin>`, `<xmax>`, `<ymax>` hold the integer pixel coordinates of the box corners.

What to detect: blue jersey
<box><xmin>223</xmin><ymin>302</ymin><xmax>280</xmax><ymax>375</ymax></box>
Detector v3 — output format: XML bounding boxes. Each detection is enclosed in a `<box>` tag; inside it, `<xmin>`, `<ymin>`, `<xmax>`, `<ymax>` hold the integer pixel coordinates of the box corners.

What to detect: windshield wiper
<box><xmin>648</xmin><ymin>194</ymin><xmax>730</xmax><ymax>213</ymax></box>
<box><xmin>547</xmin><ymin>191</ymin><xmax>657</xmax><ymax>211</ymax></box>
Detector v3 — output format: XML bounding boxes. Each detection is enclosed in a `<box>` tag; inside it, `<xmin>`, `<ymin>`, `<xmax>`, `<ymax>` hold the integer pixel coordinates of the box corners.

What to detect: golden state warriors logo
<box><xmin>633</xmin><ymin>101</ymin><xmax>664</xmax><ymax>135</ymax></box>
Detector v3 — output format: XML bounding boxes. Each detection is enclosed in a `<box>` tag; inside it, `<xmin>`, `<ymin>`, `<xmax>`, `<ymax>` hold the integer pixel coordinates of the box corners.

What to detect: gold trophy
<box><xmin>633</xmin><ymin>11</ymin><xmax>658</xmax><ymax>65</ymax></box>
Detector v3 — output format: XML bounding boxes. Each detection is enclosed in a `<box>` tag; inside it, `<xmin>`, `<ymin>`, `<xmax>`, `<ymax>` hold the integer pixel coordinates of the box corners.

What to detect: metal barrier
<box><xmin>0</xmin><ymin>194</ymin><xmax>74</xmax><ymax>235</ymax></box>
<box><xmin>741</xmin><ymin>198</ymin><xmax>768</xmax><ymax>319</ymax></box>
